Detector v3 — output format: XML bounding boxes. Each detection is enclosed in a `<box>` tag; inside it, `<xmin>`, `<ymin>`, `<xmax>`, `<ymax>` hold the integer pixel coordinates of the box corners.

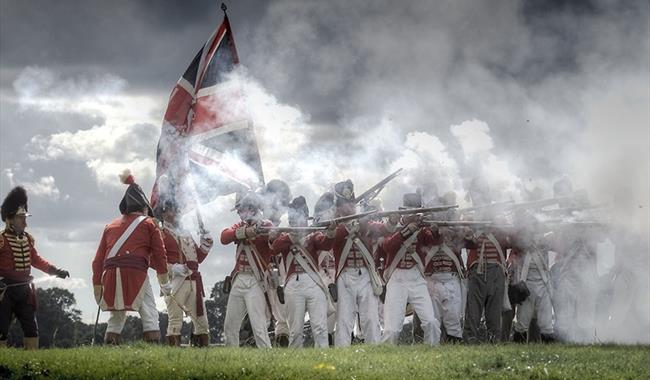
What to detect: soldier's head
<box><xmin>334</xmin><ymin>180</ymin><xmax>356</xmax><ymax>217</ymax></box>
<box><xmin>400</xmin><ymin>192</ymin><xmax>422</xmax><ymax>224</ymax></box>
<box><xmin>313</xmin><ymin>192</ymin><xmax>336</xmax><ymax>224</ymax></box>
<box><xmin>1</xmin><ymin>186</ymin><xmax>30</xmax><ymax>234</ymax></box>
<box><xmin>261</xmin><ymin>179</ymin><xmax>292</xmax><ymax>226</ymax></box>
<box><xmin>118</xmin><ymin>169</ymin><xmax>153</xmax><ymax>217</ymax></box>
<box><xmin>161</xmin><ymin>199</ymin><xmax>180</xmax><ymax>225</ymax></box>
<box><xmin>468</xmin><ymin>176</ymin><xmax>492</xmax><ymax>207</ymax></box>
<box><xmin>288</xmin><ymin>196</ymin><xmax>309</xmax><ymax>228</ymax></box>
<box><xmin>234</xmin><ymin>191</ymin><xmax>262</xmax><ymax>224</ymax></box>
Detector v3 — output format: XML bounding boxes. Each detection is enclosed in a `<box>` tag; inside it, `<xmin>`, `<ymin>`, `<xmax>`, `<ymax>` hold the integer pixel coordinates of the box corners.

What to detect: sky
<box><xmin>1</xmin><ymin>0</ymin><xmax>648</xmax><ymax>333</ymax></box>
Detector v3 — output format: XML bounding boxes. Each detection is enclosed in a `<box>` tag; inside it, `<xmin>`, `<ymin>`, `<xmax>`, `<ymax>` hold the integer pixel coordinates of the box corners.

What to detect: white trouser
<box><xmin>107</xmin><ymin>276</ymin><xmax>159</xmax><ymax>333</ymax></box>
<box><xmin>383</xmin><ymin>267</ymin><xmax>440</xmax><ymax>346</ymax></box>
<box><xmin>268</xmin><ymin>286</ymin><xmax>289</xmax><ymax>337</ymax></box>
<box><xmin>223</xmin><ymin>273</ymin><xmax>271</xmax><ymax>348</ymax></box>
<box><xmin>427</xmin><ymin>272</ymin><xmax>463</xmax><ymax>339</ymax></box>
<box><xmin>335</xmin><ymin>267</ymin><xmax>381</xmax><ymax>346</ymax></box>
<box><xmin>552</xmin><ymin>259</ymin><xmax>597</xmax><ymax>342</ymax></box>
<box><xmin>285</xmin><ymin>273</ymin><xmax>329</xmax><ymax>348</ymax></box>
<box><xmin>514</xmin><ymin>276</ymin><xmax>553</xmax><ymax>335</ymax></box>
<box><xmin>164</xmin><ymin>279</ymin><xmax>209</xmax><ymax>335</ymax></box>
<box><xmin>321</xmin><ymin>268</ymin><xmax>337</xmax><ymax>334</ymax></box>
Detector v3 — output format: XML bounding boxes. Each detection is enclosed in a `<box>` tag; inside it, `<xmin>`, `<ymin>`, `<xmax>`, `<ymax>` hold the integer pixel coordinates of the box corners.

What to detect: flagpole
<box><xmin>221</xmin><ymin>2</ymin><xmax>227</xmax><ymax>15</ymax></box>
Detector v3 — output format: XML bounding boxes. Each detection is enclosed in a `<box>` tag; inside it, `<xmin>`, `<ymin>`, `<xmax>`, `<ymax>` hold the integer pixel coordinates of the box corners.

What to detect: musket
<box><xmin>507</xmin><ymin>196</ymin><xmax>574</xmax><ymax>211</ymax></box>
<box><xmin>540</xmin><ymin>204</ymin><xmax>607</xmax><ymax>215</ymax></box>
<box><xmin>353</xmin><ymin>168</ymin><xmax>403</xmax><ymax>206</ymax></box>
<box><xmin>421</xmin><ymin>220</ymin><xmax>494</xmax><ymax>227</ymax></box>
<box><xmin>547</xmin><ymin>221</ymin><xmax>608</xmax><ymax>228</ymax></box>
<box><xmin>421</xmin><ymin>220</ymin><xmax>515</xmax><ymax>229</ymax></box>
<box><xmin>374</xmin><ymin>205</ymin><xmax>459</xmax><ymax>218</ymax></box>
<box><xmin>458</xmin><ymin>200</ymin><xmax>514</xmax><ymax>213</ymax></box>
<box><xmin>257</xmin><ymin>226</ymin><xmax>327</xmax><ymax>233</ymax></box>
<box><xmin>313</xmin><ymin>210</ymin><xmax>379</xmax><ymax>227</ymax></box>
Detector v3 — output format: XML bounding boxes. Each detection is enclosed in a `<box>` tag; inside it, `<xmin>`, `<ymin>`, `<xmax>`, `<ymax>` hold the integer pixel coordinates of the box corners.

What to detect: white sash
<box><xmin>106</xmin><ymin>216</ymin><xmax>146</xmax><ymax>260</ymax></box>
<box><xmin>385</xmin><ymin>231</ymin><xmax>420</xmax><ymax>281</ymax></box>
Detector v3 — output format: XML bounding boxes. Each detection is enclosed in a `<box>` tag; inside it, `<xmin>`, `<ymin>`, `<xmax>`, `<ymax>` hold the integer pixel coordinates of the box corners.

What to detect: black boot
<box><xmin>275</xmin><ymin>334</ymin><xmax>289</xmax><ymax>347</ymax></box>
<box><xmin>328</xmin><ymin>333</ymin><xmax>334</xmax><ymax>347</ymax></box>
<box><xmin>541</xmin><ymin>333</ymin><xmax>555</xmax><ymax>343</ymax></box>
<box><xmin>446</xmin><ymin>335</ymin><xmax>463</xmax><ymax>344</ymax></box>
<box><xmin>512</xmin><ymin>330</ymin><xmax>528</xmax><ymax>344</ymax></box>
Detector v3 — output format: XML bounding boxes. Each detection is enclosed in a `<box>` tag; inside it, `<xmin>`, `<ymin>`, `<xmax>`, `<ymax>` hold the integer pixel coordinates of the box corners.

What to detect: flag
<box><xmin>151</xmin><ymin>13</ymin><xmax>264</xmax><ymax>210</ymax></box>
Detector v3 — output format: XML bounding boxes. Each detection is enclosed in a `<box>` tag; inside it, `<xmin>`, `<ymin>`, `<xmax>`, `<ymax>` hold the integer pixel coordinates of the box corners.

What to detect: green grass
<box><xmin>0</xmin><ymin>344</ymin><xmax>648</xmax><ymax>379</ymax></box>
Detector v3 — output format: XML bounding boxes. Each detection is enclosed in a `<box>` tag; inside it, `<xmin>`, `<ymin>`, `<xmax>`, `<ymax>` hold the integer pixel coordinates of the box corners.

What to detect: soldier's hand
<box><xmin>200</xmin><ymin>233</ymin><xmax>214</xmax><ymax>251</ymax></box>
<box><xmin>160</xmin><ymin>283</ymin><xmax>172</xmax><ymax>297</ymax></box>
<box><xmin>245</xmin><ymin>226</ymin><xmax>257</xmax><ymax>239</ymax></box>
<box><xmin>388</xmin><ymin>213</ymin><xmax>401</xmax><ymax>225</ymax></box>
<box><xmin>93</xmin><ymin>285</ymin><xmax>103</xmax><ymax>304</ymax></box>
<box><xmin>50</xmin><ymin>267</ymin><xmax>70</xmax><ymax>279</ymax></box>
<box><xmin>325</xmin><ymin>221</ymin><xmax>337</xmax><ymax>238</ymax></box>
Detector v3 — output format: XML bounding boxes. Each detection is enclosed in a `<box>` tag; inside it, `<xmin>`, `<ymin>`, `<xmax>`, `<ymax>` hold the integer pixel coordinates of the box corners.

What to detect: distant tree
<box><xmin>205</xmin><ymin>280</ymin><xmax>228</xmax><ymax>344</ymax></box>
<box><xmin>7</xmin><ymin>287</ymin><xmax>83</xmax><ymax>348</ymax></box>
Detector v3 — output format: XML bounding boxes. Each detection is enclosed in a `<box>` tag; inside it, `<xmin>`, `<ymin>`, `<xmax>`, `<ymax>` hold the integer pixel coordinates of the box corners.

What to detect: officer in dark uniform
<box><xmin>0</xmin><ymin>186</ymin><xmax>69</xmax><ymax>349</ymax></box>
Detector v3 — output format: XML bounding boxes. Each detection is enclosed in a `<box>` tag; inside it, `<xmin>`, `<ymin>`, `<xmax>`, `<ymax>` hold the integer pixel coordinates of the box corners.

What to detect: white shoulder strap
<box><xmin>385</xmin><ymin>231</ymin><xmax>419</xmax><ymax>281</ymax></box>
<box><xmin>485</xmin><ymin>232</ymin><xmax>507</xmax><ymax>273</ymax></box>
<box><xmin>106</xmin><ymin>216</ymin><xmax>147</xmax><ymax>260</ymax></box>
<box><xmin>336</xmin><ymin>235</ymin><xmax>356</xmax><ymax>278</ymax></box>
<box><xmin>440</xmin><ymin>244</ymin><xmax>465</xmax><ymax>278</ymax></box>
<box><xmin>520</xmin><ymin>251</ymin><xmax>532</xmax><ymax>282</ymax></box>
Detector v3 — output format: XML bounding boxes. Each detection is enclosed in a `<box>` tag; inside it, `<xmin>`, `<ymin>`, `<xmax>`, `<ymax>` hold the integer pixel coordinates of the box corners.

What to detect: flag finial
<box><xmin>221</xmin><ymin>3</ymin><xmax>227</xmax><ymax>14</ymax></box>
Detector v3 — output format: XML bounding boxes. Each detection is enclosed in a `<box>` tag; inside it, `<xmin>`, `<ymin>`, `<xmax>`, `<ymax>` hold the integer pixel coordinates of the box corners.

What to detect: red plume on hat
<box><xmin>119</xmin><ymin>169</ymin><xmax>135</xmax><ymax>185</ymax></box>
<box><xmin>118</xmin><ymin>169</ymin><xmax>153</xmax><ymax>217</ymax></box>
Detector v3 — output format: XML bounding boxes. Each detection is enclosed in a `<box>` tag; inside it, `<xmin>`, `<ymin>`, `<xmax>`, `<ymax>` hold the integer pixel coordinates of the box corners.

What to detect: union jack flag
<box><xmin>151</xmin><ymin>13</ymin><xmax>264</xmax><ymax>210</ymax></box>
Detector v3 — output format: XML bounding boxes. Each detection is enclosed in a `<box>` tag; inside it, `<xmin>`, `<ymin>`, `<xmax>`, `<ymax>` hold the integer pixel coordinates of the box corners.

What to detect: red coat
<box><xmin>382</xmin><ymin>227</ymin><xmax>442</xmax><ymax>276</ymax></box>
<box><xmin>0</xmin><ymin>229</ymin><xmax>53</xmax><ymax>282</ymax></box>
<box><xmin>331</xmin><ymin>221</ymin><xmax>391</xmax><ymax>278</ymax></box>
<box><xmin>162</xmin><ymin>226</ymin><xmax>209</xmax><ymax>315</ymax></box>
<box><xmin>91</xmin><ymin>214</ymin><xmax>168</xmax><ymax>311</ymax></box>
<box><xmin>162</xmin><ymin>227</ymin><xmax>208</xmax><ymax>266</ymax></box>
<box><xmin>271</xmin><ymin>232</ymin><xmax>333</xmax><ymax>282</ymax></box>
<box><xmin>220</xmin><ymin>220</ymin><xmax>274</xmax><ymax>277</ymax></box>
<box><xmin>465</xmin><ymin>231</ymin><xmax>511</xmax><ymax>269</ymax></box>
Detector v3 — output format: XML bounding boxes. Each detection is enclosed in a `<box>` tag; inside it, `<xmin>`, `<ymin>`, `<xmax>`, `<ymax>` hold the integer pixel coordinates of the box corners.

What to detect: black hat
<box><xmin>313</xmin><ymin>192</ymin><xmax>335</xmax><ymax>223</ymax></box>
<box><xmin>1</xmin><ymin>186</ymin><xmax>30</xmax><ymax>222</ymax></box>
<box><xmin>118</xmin><ymin>170</ymin><xmax>154</xmax><ymax>217</ymax></box>
<box><xmin>401</xmin><ymin>193</ymin><xmax>423</xmax><ymax>209</ymax></box>
<box><xmin>263</xmin><ymin>179</ymin><xmax>292</xmax><ymax>207</ymax></box>
<box><xmin>288</xmin><ymin>196</ymin><xmax>309</xmax><ymax>226</ymax></box>
<box><xmin>334</xmin><ymin>180</ymin><xmax>355</xmax><ymax>206</ymax></box>
<box><xmin>553</xmin><ymin>176</ymin><xmax>573</xmax><ymax>197</ymax></box>
<box><xmin>234</xmin><ymin>191</ymin><xmax>262</xmax><ymax>211</ymax></box>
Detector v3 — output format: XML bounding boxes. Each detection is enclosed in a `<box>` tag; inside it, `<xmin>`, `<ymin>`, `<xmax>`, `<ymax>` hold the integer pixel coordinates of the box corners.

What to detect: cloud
<box><xmin>15</xmin><ymin>67</ymin><xmax>160</xmax><ymax>189</ymax></box>
<box><xmin>4</xmin><ymin>166</ymin><xmax>64</xmax><ymax>200</ymax></box>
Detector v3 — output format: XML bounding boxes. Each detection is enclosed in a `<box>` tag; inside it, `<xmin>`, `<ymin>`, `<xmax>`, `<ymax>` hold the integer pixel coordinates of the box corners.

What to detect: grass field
<box><xmin>1</xmin><ymin>344</ymin><xmax>648</xmax><ymax>379</ymax></box>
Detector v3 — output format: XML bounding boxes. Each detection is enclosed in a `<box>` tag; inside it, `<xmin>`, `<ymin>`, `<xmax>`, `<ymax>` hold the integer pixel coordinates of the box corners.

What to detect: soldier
<box><xmin>0</xmin><ymin>186</ymin><xmax>69</xmax><ymax>349</ymax></box>
<box><xmin>220</xmin><ymin>192</ymin><xmax>274</xmax><ymax>348</ymax></box>
<box><xmin>510</xmin><ymin>217</ymin><xmax>555</xmax><ymax>343</ymax></box>
<box><xmin>423</xmin><ymin>230</ymin><xmax>466</xmax><ymax>342</ymax></box>
<box><xmin>271</xmin><ymin>196</ymin><xmax>335</xmax><ymax>348</ymax></box>
<box><xmin>331</xmin><ymin>180</ymin><xmax>388</xmax><ymax>346</ymax></box>
<box><xmin>159</xmin><ymin>199</ymin><xmax>213</xmax><ymax>347</ymax></box>
<box><xmin>462</xmin><ymin>221</ymin><xmax>511</xmax><ymax>343</ymax></box>
<box><xmin>314</xmin><ymin>192</ymin><xmax>337</xmax><ymax>346</ymax></box>
<box><xmin>260</xmin><ymin>180</ymin><xmax>292</xmax><ymax>347</ymax></box>
<box><xmin>381</xmin><ymin>193</ymin><xmax>441</xmax><ymax>346</ymax></box>
<box><xmin>92</xmin><ymin>171</ymin><xmax>170</xmax><ymax>344</ymax></box>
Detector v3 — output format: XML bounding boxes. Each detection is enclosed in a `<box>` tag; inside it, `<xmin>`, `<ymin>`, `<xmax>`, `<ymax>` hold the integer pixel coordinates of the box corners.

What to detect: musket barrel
<box><xmin>375</xmin><ymin>205</ymin><xmax>459</xmax><ymax>218</ymax></box>
<box><xmin>313</xmin><ymin>210</ymin><xmax>378</xmax><ymax>227</ymax></box>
